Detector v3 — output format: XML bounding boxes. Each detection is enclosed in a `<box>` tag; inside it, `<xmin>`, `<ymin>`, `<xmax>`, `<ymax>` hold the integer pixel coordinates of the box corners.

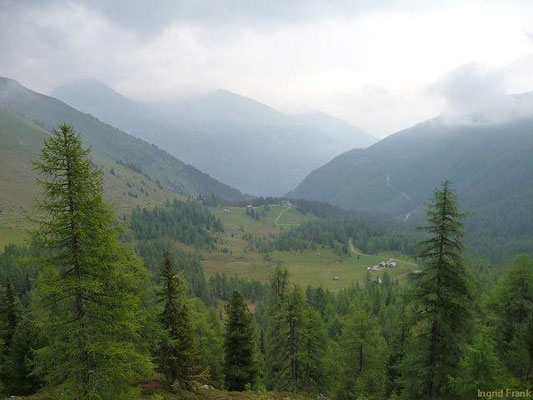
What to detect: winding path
<box><xmin>274</xmin><ymin>204</ymin><xmax>301</xmax><ymax>227</ymax></box>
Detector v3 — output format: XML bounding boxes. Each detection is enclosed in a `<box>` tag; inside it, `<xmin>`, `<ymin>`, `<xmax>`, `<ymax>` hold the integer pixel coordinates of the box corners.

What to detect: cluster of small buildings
<box><xmin>367</xmin><ymin>259</ymin><xmax>397</xmax><ymax>271</ymax></box>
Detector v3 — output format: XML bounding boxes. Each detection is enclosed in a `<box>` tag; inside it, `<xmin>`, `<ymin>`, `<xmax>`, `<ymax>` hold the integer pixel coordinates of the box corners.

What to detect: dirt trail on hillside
<box><xmin>274</xmin><ymin>204</ymin><xmax>300</xmax><ymax>227</ymax></box>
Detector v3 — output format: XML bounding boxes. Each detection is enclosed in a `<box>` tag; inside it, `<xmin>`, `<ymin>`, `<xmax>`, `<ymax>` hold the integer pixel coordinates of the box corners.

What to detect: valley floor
<box><xmin>203</xmin><ymin>204</ymin><xmax>417</xmax><ymax>290</ymax></box>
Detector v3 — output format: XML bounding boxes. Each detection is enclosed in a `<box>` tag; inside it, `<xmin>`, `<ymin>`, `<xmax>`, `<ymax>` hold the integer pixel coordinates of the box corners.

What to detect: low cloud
<box><xmin>428</xmin><ymin>62</ymin><xmax>533</xmax><ymax>125</ymax></box>
<box><xmin>1</xmin><ymin>0</ymin><xmax>533</xmax><ymax>135</ymax></box>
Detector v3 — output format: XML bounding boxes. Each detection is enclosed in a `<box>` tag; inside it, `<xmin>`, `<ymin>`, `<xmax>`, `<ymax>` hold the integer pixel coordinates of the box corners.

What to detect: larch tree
<box><xmin>32</xmin><ymin>124</ymin><xmax>153</xmax><ymax>400</ymax></box>
<box><xmin>223</xmin><ymin>290</ymin><xmax>257</xmax><ymax>391</ymax></box>
<box><xmin>401</xmin><ymin>179</ymin><xmax>474</xmax><ymax>399</ymax></box>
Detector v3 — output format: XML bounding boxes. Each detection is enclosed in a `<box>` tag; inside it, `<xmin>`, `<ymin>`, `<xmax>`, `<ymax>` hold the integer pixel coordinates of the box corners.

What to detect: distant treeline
<box><xmin>201</xmin><ymin>193</ymin><xmax>354</xmax><ymax>218</ymax></box>
<box><xmin>198</xmin><ymin>193</ymin><xmax>416</xmax><ymax>257</ymax></box>
<box><xmin>273</xmin><ymin>217</ymin><xmax>415</xmax><ymax>255</ymax></box>
<box><xmin>130</xmin><ymin>199</ymin><xmax>223</xmax><ymax>244</ymax></box>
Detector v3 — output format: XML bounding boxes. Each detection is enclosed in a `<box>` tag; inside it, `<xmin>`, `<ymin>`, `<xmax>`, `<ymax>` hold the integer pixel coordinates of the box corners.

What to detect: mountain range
<box><xmin>3</xmin><ymin>75</ymin><xmax>533</xmax><ymax>262</ymax></box>
<box><xmin>0</xmin><ymin>77</ymin><xmax>245</xmax><ymax>202</ymax></box>
<box><xmin>290</xmin><ymin>103</ymin><xmax>533</xmax><ymax>262</ymax></box>
<box><xmin>52</xmin><ymin>80</ymin><xmax>376</xmax><ymax>195</ymax></box>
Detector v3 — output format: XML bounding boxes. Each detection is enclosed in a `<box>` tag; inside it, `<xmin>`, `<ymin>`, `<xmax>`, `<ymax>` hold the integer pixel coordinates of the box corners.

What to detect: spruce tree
<box><xmin>158</xmin><ymin>250</ymin><xmax>202</xmax><ymax>390</ymax></box>
<box><xmin>223</xmin><ymin>290</ymin><xmax>256</xmax><ymax>391</ymax></box>
<box><xmin>401</xmin><ymin>179</ymin><xmax>473</xmax><ymax>399</ymax></box>
<box><xmin>32</xmin><ymin>124</ymin><xmax>153</xmax><ymax>399</ymax></box>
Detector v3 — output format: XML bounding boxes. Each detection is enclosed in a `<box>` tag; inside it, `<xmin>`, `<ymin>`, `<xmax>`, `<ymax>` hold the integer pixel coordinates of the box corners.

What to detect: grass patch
<box><xmin>203</xmin><ymin>205</ymin><xmax>417</xmax><ymax>290</ymax></box>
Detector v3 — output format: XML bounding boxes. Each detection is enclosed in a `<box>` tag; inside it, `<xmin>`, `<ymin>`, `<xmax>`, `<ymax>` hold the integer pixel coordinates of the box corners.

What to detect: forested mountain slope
<box><xmin>0</xmin><ymin>77</ymin><xmax>245</xmax><ymax>202</ymax></box>
<box><xmin>52</xmin><ymin>81</ymin><xmax>375</xmax><ymax>195</ymax></box>
<box><xmin>291</xmin><ymin>115</ymin><xmax>533</xmax><ymax>261</ymax></box>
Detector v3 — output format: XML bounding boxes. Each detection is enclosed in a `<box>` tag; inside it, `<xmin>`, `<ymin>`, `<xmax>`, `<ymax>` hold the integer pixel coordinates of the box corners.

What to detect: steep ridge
<box><xmin>0</xmin><ymin>77</ymin><xmax>245</xmax><ymax>202</ymax></box>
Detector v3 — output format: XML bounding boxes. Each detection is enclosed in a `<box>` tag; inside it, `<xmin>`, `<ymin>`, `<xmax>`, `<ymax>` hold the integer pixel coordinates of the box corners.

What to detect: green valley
<box><xmin>1</xmin><ymin>116</ymin><xmax>531</xmax><ymax>400</ymax></box>
<box><xmin>3</xmin><ymin>3</ymin><xmax>533</xmax><ymax>399</ymax></box>
<box><xmin>202</xmin><ymin>203</ymin><xmax>416</xmax><ymax>290</ymax></box>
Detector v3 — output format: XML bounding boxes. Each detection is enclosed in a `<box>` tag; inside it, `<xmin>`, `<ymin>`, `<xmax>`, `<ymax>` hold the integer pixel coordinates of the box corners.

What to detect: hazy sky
<box><xmin>1</xmin><ymin>0</ymin><xmax>533</xmax><ymax>136</ymax></box>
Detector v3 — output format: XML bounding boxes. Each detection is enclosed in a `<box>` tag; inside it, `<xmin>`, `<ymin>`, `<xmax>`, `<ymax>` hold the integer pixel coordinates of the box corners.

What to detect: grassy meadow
<box><xmin>202</xmin><ymin>203</ymin><xmax>418</xmax><ymax>290</ymax></box>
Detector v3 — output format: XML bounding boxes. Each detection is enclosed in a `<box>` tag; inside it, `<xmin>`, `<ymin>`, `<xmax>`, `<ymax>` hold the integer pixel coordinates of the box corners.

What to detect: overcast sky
<box><xmin>1</xmin><ymin>0</ymin><xmax>533</xmax><ymax>136</ymax></box>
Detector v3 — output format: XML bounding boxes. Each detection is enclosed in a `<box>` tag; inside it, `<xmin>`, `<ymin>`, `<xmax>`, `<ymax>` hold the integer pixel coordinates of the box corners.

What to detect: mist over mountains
<box><xmin>52</xmin><ymin>80</ymin><xmax>376</xmax><ymax>195</ymax></box>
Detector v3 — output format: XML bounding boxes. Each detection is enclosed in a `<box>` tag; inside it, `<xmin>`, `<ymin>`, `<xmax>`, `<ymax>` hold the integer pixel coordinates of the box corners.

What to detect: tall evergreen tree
<box><xmin>32</xmin><ymin>124</ymin><xmax>153</xmax><ymax>399</ymax></box>
<box><xmin>158</xmin><ymin>250</ymin><xmax>203</xmax><ymax>390</ymax></box>
<box><xmin>401</xmin><ymin>179</ymin><xmax>473</xmax><ymax>399</ymax></box>
<box><xmin>224</xmin><ymin>290</ymin><xmax>256</xmax><ymax>391</ymax></box>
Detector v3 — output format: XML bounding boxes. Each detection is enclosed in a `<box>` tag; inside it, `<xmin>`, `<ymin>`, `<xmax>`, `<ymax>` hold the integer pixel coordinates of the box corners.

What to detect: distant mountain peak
<box><xmin>52</xmin><ymin>80</ymin><xmax>134</xmax><ymax>106</ymax></box>
<box><xmin>47</xmin><ymin>80</ymin><xmax>379</xmax><ymax>195</ymax></box>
